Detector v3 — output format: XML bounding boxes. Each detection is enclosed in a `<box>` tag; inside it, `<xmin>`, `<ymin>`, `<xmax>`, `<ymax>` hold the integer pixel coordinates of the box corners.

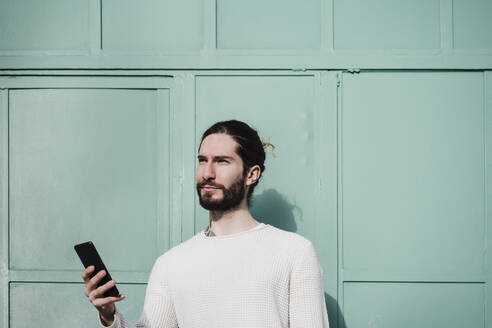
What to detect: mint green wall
<box><xmin>340</xmin><ymin>71</ymin><xmax>486</xmax><ymax>327</ymax></box>
<box><xmin>0</xmin><ymin>0</ymin><xmax>492</xmax><ymax>69</ymax></box>
<box><xmin>0</xmin><ymin>1</ymin><xmax>491</xmax><ymax>327</ymax></box>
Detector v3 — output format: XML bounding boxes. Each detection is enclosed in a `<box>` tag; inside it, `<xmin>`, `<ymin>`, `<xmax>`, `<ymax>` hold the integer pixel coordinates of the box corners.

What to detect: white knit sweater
<box><xmin>100</xmin><ymin>223</ymin><xmax>329</xmax><ymax>327</ymax></box>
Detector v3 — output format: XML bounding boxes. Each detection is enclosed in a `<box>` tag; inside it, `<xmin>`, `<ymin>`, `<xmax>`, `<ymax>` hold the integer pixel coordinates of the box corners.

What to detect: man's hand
<box><xmin>82</xmin><ymin>265</ymin><xmax>125</xmax><ymax>326</ymax></box>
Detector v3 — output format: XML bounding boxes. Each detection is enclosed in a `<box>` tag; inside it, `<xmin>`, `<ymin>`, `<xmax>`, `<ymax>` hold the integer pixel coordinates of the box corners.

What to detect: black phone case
<box><xmin>74</xmin><ymin>241</ymin><xmax>120</xmax><ymax>297</ymax></box>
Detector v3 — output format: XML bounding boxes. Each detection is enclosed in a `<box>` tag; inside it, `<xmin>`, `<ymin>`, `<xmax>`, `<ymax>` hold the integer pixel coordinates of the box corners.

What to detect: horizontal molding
<box><xmin>1</xmin><ymin>54</ymin><xmax>492</xmax><ymax>70</ymax></box>
<box><xmin>8</xmin><ymin>270</ymin><xmax>150</xmax><ymax>284</ymax></box>
<box><xmin>344</xmin><ymin>280</ymin><xmax>486</xmax><ymax>284</ymax></box>
<box><xmin>0</xmin><ymin>70</ymin><xmax>319</xmax><ymax>77</ymax></box>
<box><xmin>0</xmin><ymin>76</ymin><xmax>173</xmax><ymax>89</ymax></box>
<box><xmin>342</xmin><ymin>269</ymin><xmax>486</xmax><ymax>283</ymax></box>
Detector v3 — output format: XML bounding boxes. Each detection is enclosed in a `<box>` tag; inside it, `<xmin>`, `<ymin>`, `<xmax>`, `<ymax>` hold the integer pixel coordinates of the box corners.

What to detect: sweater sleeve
<box><xmin>98</xmin><ymin>256</ymin><xmax>179</xmax><ymax>328</ymax></box>
<box><xmin>289</xmin><ymin>241</ymin><xmax>330</xmax><ymax>328</ymax></box>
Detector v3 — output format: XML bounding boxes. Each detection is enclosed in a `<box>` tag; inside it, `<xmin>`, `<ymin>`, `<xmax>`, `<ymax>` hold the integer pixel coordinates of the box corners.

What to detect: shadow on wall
<box><xmin>250</xmin><ymin>188</ymin><xmax>300</xmax><ymax>231</ymax></box>
<box><xmin>251</xmin><ymin>189</ymin><xmax>346</xmax><ymax>328</ymax></box>
<box><xmin>326</xmin><ymin>292</ymin><xmax>347</xmax><ymax>328</ymax></box>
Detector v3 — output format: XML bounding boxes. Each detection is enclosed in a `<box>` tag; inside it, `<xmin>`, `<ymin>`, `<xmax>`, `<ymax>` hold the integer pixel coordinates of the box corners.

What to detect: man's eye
<box><xmin>218</xmin><ymin>159</ymin><xmax>228</xmax><ymax>163</ymax></box>
<box><xmin>198</xmin><ymin>159</ymin><xmax>206</xmax><ymax>163</ymax></box>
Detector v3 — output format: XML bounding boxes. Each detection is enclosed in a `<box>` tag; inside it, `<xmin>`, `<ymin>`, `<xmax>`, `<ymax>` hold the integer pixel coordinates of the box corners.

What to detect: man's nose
<box><xmin>202</xmin><ymin>163</ymin><xmax>215</xmax><ymax>179</ymax></box>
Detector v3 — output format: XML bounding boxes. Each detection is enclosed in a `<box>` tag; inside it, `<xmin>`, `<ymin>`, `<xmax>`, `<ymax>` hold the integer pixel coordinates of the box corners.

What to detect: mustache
<box><xmin>197</xmin><ymin>180</ymin><xmax>225</xmax><ymax>190</ymax></box>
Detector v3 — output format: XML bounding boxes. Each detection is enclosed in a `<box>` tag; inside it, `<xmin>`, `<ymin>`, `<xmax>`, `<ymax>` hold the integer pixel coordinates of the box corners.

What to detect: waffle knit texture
<box><xmin>99</xmin><ymin>223</ymin><xmax>330</xmax><ymax>327</ymax></box>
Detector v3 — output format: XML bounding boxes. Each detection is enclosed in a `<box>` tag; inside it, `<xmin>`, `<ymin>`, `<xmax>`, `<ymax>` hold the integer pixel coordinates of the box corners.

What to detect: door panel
<box><xmin>1</xmin><ymin>76</ymin><xmax>173</xmax><ymax>327</ymax></box>
<box><xmin>0</xmin><ymin>0</ymin><xmax>89</xmax><ymax>53</ymax></box>
<box><xmin>341</xmin><ymin>71</ymin><xmax>485</xmax><ymax>327</ymax></box>
<box><xmin>10</xmin><ymin>89</ymin><xmax>160</xmax><ymax>272</ymax></box>
<box><xmin>194</xmin><ymin>72</ymin><xmax>338</xmax><ymax>326</ymax></box>
<box><xmin>344</xmin><ymin>282</ymin><xmax>484</xmax><ymax>327</ymax></box>
<box><xmin>9</xmin><ymin>282</ymin><xmax>146</xmax><ymax>327</ymax></box>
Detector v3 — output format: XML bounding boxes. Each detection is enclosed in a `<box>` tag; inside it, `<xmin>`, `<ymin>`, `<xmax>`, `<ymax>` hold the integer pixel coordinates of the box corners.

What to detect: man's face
<box><xmin>196</xmin><ymin>133</ymin><xmax>247</xmax><ymax>211</ymax></box>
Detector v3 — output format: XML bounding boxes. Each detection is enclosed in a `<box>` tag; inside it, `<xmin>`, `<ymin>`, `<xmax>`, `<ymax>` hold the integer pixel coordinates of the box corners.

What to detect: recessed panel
<box><xmin>10</xmin><ymin>89</ymin><xmax>167</xmax><ymax>271</ymax></box>
<box><xmin>217</xmin><ymin>0</ymin><xmax>321</xmax><ymax>49</ymax></box>
<box><xmin>0</xmin><ymin>0</ymin><xmax>89</xmax><ymax>52</ymax></box>
<box><xmin>10</xmin><ymin>282</ymin><xmax>146</xmax><ymax>327</ymax></box>
<box><xmin>342</xmin><ymin>72</ymin><xmax>484</xmax><ymax>277</ymax></box>
<box><xmin>195</xmin><ymin>76</ymin><xmax>316</xmax><ymax>236</ymax></box>
<box><xmin>453</xmin><ymin>0</ymin><xmax>492</xmax><ymax>50</ymax></box>
<box><xmin>334</xmin><ymin>0</ymin><xmax>440</xmax><ymax>50</ymax></box>
<box><xmin>344</xmin><ymin>282</ymin><xmax>484</xmax><ymax>327</ymax></box>
<box><xmin>102</xmin><ymin>0</ymin><xmax>203</xmax><ymax>51</ymax></box>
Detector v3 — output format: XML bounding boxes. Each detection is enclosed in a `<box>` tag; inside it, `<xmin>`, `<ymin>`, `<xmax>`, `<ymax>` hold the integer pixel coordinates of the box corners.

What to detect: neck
<box><xmin>208</xmin><ymin>199</ymin><xmax>260</xmax><ymax>236</ymax></box>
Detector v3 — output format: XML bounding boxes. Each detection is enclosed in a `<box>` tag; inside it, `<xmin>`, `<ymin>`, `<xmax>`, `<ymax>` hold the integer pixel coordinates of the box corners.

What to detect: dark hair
<box><xmin>199</xmin><ymin>120</ymin><xmax>266</xmax><ymax>205</ymax></box>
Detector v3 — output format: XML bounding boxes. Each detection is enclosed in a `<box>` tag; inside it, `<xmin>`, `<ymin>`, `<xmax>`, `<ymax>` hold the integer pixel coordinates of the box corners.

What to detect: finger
<box><xmin>95</xmin><ymin>280</ymin><xmax>117</xmax><ymax>298</ymax></box>
<box><xmin>87</xmin><ymin>270</ymin><xmax>106</xmax><ymax>290</ymax></box>
<box><xmin>89</xmin><ymin>279</ymin><xmax>116</xmax><ymax>301</ymax></box>
<box><xmin>92</xmin><ymin>295</ymin><xmax>126</xmax><ymax>308</ymax></box>
<box><xmin>83</xmin><ymin>278</ymin><xmax>100</xmax><ymax>297</ymax></box>
<box><xmin>82</xmin><ymin>265</ymin><xmax>95</xmax><ymax>283</ymax></box>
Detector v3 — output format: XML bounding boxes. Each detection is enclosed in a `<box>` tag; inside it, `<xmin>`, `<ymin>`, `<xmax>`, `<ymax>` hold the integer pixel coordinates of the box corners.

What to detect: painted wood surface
<box><xmin>0</xmin><ymin>1</ymin><xmax>491</xmax><ymax>326</ymax></box>
<box><xmin>0</xmin><ymin>0</ymin><xmax>492</xmax><ymax>68</ymax></box>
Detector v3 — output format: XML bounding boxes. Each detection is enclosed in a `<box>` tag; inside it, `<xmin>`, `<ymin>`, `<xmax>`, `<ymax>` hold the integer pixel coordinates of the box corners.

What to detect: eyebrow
<box><xmin>197</xmin><ymin>155</ymin><xmax>234</xmax><ymax>161</ymax></box>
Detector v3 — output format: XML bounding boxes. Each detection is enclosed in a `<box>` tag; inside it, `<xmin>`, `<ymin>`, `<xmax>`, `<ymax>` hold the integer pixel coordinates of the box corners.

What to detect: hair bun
<box><xmin>262</xmin><ymin>141</ymin><xmax>276</xmax><ymax>156</ymax></box>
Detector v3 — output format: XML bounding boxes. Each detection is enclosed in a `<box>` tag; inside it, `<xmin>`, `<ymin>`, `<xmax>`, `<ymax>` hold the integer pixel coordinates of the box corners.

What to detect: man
<box><xmin>82</xmin><ymin>120</ymin><xmax>330</xmax><ymax>327</ymax></box>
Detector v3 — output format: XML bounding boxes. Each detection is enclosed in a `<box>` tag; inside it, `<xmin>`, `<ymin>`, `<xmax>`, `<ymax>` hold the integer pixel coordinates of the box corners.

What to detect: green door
<box><xmin>0</xmin><ymin>76</ymin><xmax>176</xmax><ymax>327</ymax></box>
<box><xmin>192</xmin><ymin>71</ymin><xmax>339</xmax><ymax>327</ymax></box>
<box><xmin>339</xmin><ymin>71</ymin><xmax>486</xmax><ymax>327</ymax></box>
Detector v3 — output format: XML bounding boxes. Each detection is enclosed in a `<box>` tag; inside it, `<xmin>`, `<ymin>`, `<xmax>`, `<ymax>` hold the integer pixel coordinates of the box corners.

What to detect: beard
<box><xmin>196</xmin><ymin>174</ymin><xmax>246</xmax><ymax>211</ymax></box>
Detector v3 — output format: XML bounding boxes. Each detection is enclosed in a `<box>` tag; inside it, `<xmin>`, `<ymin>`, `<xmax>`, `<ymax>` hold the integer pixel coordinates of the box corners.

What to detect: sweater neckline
<box><xmin>198</xmin><ymin>222</ymin><xmax>268</xmax><ymax>239</ymax></box>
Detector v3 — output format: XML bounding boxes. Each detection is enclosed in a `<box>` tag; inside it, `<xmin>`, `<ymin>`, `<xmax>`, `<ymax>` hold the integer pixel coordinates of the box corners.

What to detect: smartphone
<box><xmin>74</xmin><ymin>241</ymin><xmax>120</xmax><ymax>297</ymax></box>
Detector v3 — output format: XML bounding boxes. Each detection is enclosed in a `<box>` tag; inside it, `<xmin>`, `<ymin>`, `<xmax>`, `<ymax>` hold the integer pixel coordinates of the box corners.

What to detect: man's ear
<box><xmin>245</xmin><ymin>165</ymin><xmax>261</xmax><ymax>186</ymax></box>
